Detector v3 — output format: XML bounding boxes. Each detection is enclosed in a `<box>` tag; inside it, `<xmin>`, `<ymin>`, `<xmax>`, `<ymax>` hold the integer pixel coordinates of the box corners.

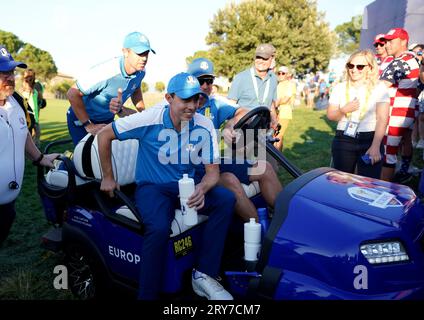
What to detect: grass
<box><xmin>0</xmin><ymin>96</ymin><xmax>422</xmax><ymax>299</ymax></box>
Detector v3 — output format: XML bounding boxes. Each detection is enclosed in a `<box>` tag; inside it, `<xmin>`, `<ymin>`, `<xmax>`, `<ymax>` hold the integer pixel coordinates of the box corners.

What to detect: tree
<box><xmin>155</xmin><ymin>81</ymin><xmax>165</xmax><ymax>93</ymax></box>
<box><xmin>204</xmin><ymin>0</ymin><xmax>335</xmax><ymax>79</ymax></box>
<box><xmin>186</xmin><ymin>50</ymin><xmax>213</xmax><ymax>66</ymax></box>
<box><xmin>51</xmin><ymin>80</ymin><xmax>74</xmax><ymax>99</ymax></box>
<box><xmin>141</xmin><ymin>82</ymin><xmax>149</xmax><ymax>93</ymax></box>
<box><xmin>16</xmin><ymin>43</ymin><xmax>57</xmax><ymax>81</ymax></box>
<box><xmin>334</xmin><ymin>15</ymin><xmax>362</xmax><ymax>56</ymax></box>
<box><xmin>0</xmin><ymin>30</ymin><xmax>24</xmax><ymax>54</ymax></box>
<box><xmin>0</xmin><ymin>29</ymin><xmax>57</xmax><ymax>82</ymax></box>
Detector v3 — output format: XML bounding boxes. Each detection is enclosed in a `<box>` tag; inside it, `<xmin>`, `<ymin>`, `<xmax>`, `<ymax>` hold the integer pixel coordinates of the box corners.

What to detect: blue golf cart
<box><xmin>37</xmin><ymin>108</ymin><xmax>424</xmax><ymax>300</ymax></box>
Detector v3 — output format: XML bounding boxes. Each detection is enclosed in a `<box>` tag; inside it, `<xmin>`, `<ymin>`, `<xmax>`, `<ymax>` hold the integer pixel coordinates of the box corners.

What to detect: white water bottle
<box><xmin>244</xmin><ymin>218</ymin><xmax>261</xmax><ymax>261</ymax></box>
<box><xmin>178</xmin><ymin>174</ymin><xmax>198</xmax><ymax>226</ymax></box>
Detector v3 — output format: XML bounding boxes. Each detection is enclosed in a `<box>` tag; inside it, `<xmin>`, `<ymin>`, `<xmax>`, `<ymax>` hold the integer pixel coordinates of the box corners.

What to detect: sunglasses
<box><xmin>198</xmin><ymin>78</ymin><xmax>214</xmax><ymax>85</ymax></box>
<box><xmin>374</xmin><ymin>42</ymin><xmax>385</xmax><ymax>48</ymax></box>
<box><xmin>278</xmin><ymin>72</ymin><xmax>286</xmax><ymax>75</ymax></box>
<box><xmin>346</xmin><ymin>63</ymin><xmax>367</xmax><ymax>71</ymax></box>
<box><xmin>417</xmin><ymin>51</ymin><xmax>423</xmax><ymax>56</ymax></box>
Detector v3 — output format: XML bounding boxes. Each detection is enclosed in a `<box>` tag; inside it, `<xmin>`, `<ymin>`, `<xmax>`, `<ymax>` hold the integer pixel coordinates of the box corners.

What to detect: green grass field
<box><xmin>0</xmin><ymin>96</ymin><xmax>422</xmax><ymax>299</ymax></box>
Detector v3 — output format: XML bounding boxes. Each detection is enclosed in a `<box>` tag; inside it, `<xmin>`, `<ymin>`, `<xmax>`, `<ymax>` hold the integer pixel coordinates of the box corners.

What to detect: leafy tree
<box><xmin>155</xmin><ymin>81</ymin><xmax>165</xmax><ymax>93</ymax></box>
<box><xmin>141</xmin><ymin>82</ymin><xmax>149</xmax><ymax>93</ymax></box>
<box><xmin>203</xmin><ymin>0</ymin><xmax>335</xmax><ymax>79</ymax></box>
<box><xmin>0</xmin><ymin>30</ymin><xmax>24</xmax><ymax>54</ymax></box>
<box><xmin>51</xmin><ymin>80</ymin><xmax>74</xmax><ymax>99</ymax></box>
<box><xmin>334</xmin><ymin>15</ymin><xmax>362</xmax><ymax>56</ymax></box>
<box><xmin>0</xmin><ymin>29</ymin><xmax>57</xmax><ymax>82</ymax></box>
<box><xmin>185</xmin><ymin>50</ymin><xmax>213</xmax><ymax>65</ymax></box>
<box><xmin>16</xmin><ymin>44</ymin><xmax>57</xmax><ymax>81</ymax></box>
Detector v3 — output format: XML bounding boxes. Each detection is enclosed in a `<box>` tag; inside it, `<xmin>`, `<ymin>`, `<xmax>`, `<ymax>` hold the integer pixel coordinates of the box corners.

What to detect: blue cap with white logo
<box><xmin>123</xmin><ymin>32</ymin><xmax>156</xmax><ymax>54</ymax></box>
<box><xmin>0</xmin><ymin>46</ymin><xmax>27</xmax><ymax>72</ymax></box>
<box><xmin>167</xmin><ymin>72</ymin><xmax>208</xmax><ymax>100</ymax></box>
<box><xmin>187</xmin><ymin>58</ymin><xmax>215</xmax><ymax>78</ymax></box>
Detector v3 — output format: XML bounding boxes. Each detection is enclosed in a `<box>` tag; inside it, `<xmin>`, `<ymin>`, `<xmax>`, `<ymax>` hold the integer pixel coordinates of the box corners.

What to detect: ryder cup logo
<box><xmin>139</xmin><ymin>35</ymin><xmax>148</xmax><ymax>44</ymax></box>
<box><xmin>187</xmin><ymin>76</ymin><xmax>196</xmax><ymax>85</ymax></box>
<box><xmin>200</xmin><ymin>61</ymin><xmax>209</xmax><ymax>70</ymax></box>
<box><xmin>0</xmin><ymin>48</ymin><xmax>9</xmax><ymax>57</ymax></box>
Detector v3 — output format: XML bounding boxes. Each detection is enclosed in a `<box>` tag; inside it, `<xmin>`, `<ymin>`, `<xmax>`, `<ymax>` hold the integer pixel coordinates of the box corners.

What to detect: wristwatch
<box><xmin>82</xmin><ymin>119</ymin><xmax>92</xmax><ymax>127</ymax></box>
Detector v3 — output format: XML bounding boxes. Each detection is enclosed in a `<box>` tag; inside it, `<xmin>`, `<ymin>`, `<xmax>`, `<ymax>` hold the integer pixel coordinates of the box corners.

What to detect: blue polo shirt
<box><xmin>76</xmin><ymin>56</ymin><xmax>145</xmax><ymax>122</ymax></box>
<box><xmin>112</xmin><ymin>105</ymin><xmax>219</xmax><ymax>185</ymax></box>
<box><xmin>197</xmin><ymin>96</ymin><xmax>238</xmax><ymax>129</ymax></box>
<box><xmin>228</xmin><ymin>67</ymin><xmax>277</xmax><ymax>110</ymax></box>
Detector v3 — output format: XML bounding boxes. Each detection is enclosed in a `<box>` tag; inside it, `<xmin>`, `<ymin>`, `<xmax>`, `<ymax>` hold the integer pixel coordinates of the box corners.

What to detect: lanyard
<box><xmin>345</xmin><ymin>81</ymin><xmax>369</xmax><ymax>122</ymax></box>
<box><xmin>250</xmin><ymin>68</ymin><xmax>270</xmax><ymax>105</ymax></box>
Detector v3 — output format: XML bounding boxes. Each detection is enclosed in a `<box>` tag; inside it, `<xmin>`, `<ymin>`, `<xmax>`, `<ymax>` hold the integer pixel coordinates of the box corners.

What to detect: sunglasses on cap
<box><xmin>346</xmin><ymin>63</ymin><xmax>367</xmax><ymax>71</ymax></box>
<box><xmin>198</xmin><ymin>77</ymin><xmax>214</xmax><ymax>85</ymax></box>
<box><xmin>374</xmin><ymin>42</ymin><xmax>385</xmax><ymax>48</ymax></box>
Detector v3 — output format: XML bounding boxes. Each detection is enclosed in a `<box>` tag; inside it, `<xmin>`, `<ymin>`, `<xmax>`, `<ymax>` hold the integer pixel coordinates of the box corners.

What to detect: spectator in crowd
<box><xmin>328</xmin><ymin>69</ymin><xmax>337</xmax><ymax>85</ymax></box>
<box><xmin>228</xmin><ymin>43</ymin><xmax>278</xmax><ymax>127</ymax></box>
<box><xmin>67</xmin><ymin>31</ymin><xmax>155</xmax><ymax>145</ymax></box>
<box><xmin>305</xmin><ymin>79</ymin><xmax>317</xmax><ymax>109</ymax></box>
<box><xmin>98</xmin><ymin>72</ymin><xmax>235</xmax><ymax>300</ymax></box>
<box><xmin>0</xmin><ymin>46</ymin><xmax>58</xmax><ymax>246</ymax></box>
<box><xmin>380</xmin><ymin>28</ymin><xmax>420</xmax><ymax>182</ymax></box>
<box><xmin>188</xmin><ymin>58</ymin><xmax>282</xmax><ymax>222</ymax></box>
<box><xmin>327</xmin><ymin>50</ymin><xmax>390</xmax><ymax>178</ymax></box>
<box><xmin>409</xmin><ymin>43</ymin><xmax>424</xmax><ymax>149</ymax></box>
<box><xmin>274</xmin><ymin>66</ymin><xmax>296</xmax><ymax>151</ymax></box>
<box><xmin>21</xmin><ymin>69</ymin><xmax>44</xmax><ymax>146</ymax></box>
<box><xmin>373</xmin><ymin>33</ymin><xmax>394</xmax><ymax>75</ymax></box>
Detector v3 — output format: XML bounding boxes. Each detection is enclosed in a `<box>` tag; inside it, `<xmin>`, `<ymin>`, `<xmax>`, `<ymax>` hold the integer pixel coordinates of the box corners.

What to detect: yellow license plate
<box><xmin>173</xmin><ymin>235</ymin><xmax>193</xmax><ymax>258</ymax></box>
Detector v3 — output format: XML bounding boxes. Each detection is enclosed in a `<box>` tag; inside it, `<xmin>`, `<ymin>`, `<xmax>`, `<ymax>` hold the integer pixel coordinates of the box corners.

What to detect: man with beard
<box><xmin>66</xmin><ymin>31</ymin><xmax>155</xmax><ymax>145</ymax></box>
<box><xmin>0</xmin><ymin>46</ymin><xmax>58</xmax><ymax>246</ymax></box>
<box><xmin>379</xmin><ymin>28</ymin><xmax>420</xmax><ymax>182</ymax></box>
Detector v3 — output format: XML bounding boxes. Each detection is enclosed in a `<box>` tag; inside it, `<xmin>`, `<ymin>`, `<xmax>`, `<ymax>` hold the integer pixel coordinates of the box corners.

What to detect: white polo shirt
<box><xmin>0</xmin><ymin>96</ymin><xmax>28</xmax><ymax>204</ymax></box>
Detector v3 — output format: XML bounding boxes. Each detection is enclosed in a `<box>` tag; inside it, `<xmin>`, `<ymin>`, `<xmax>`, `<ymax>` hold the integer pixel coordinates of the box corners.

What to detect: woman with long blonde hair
<box><xmin>327</xmin><ymin>50</ymin><xmax>390</xmax><ymax>178</ymax></box>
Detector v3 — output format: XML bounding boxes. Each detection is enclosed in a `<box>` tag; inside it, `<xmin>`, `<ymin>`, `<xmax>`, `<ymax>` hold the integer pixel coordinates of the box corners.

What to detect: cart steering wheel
<box><xmin>233</xmin><ymin>106</ymin><xmax>271</xmax><ymax>132</ymax></box>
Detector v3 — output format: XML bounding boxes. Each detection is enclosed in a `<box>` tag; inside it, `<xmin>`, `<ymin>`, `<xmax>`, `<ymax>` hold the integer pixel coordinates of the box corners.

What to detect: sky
<box><xmin>1</xmin><ymin>0</ymin><xmax>374</xmax><ymax>88</ymax></box>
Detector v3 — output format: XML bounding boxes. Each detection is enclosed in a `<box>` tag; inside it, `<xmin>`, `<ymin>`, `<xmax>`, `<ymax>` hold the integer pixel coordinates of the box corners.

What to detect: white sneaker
<box><xmin>192</xmin><ymin>269</ymin><xmax>233</xmax><ymax>300</ymax></box>
<box><xmin>416</xmin><ymin>139</ymin><xmax>424</xmax><ymax>149</ymax></box>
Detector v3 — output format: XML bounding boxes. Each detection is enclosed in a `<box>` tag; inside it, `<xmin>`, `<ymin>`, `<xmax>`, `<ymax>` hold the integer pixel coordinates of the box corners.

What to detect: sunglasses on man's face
<box><xmin>374</xmin><ymin>42</ymin><xmax>385</xmax><ymax>48</ymax></box>
<box><xmin>198</xmin><ymin>78</ymin><xmax>214</xmax><ymax>86</ymax></box>
<box><xmin>346</xmin><ymin>63</ymin><xmax>367</xmax><ymax>71</ymax></box>
<box><xmin>416</xmin><ymin>51</ymin><xmax>423</xmax><ymax>56</ymax></box>
<box><xmin>278</xmin><ymin>72</ymin><xmax>286</xmax><ymax>75</ymax></box>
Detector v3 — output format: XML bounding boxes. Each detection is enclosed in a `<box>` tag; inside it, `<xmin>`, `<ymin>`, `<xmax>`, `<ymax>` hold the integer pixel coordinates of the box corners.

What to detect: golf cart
<box><xmin>38</xmin><ymin>107</ymin><xmax>424</xmax><ymax>300</ymax></box>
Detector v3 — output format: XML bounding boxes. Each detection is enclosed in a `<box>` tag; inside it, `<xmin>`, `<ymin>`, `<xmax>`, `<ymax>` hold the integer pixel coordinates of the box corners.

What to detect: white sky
<box><xmin>1</xmin><ymin>0</ymin><xmax>374</xmax><ymax>87</ymax></box>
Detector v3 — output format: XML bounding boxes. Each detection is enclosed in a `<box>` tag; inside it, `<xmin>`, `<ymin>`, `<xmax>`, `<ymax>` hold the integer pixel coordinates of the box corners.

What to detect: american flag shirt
<box><xmin>380</xmin><ymin>51</ymin><xmax>419</xmax><ymax>113</ymax></box>
<box><xmin>378</xmin><ymin>55</ymin><xmax>394</xmax><ymax>76</ymax></box>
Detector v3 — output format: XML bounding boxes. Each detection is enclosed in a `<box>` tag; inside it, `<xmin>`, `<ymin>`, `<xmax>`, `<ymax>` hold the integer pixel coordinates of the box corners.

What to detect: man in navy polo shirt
<box><xmin>188</xmin><ymin>58</ymin><xmax>283</xmax><ymax>222</ymax></box>
<box><xmin>97</xmin><ymin>72</ymin><xmax>235</xmax><ymax>300</ymax></box>
<box><xmin>67</xmin><ymin>31</ymin><xmax>155</xmax><ymax>145</ymax></box>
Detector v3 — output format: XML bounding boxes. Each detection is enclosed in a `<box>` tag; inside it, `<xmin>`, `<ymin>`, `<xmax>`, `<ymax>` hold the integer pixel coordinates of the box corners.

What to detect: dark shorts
<box><xmin>219</xmin><ymin>158</ymin><xmax>254</xmax><ymax>185</ymax></box>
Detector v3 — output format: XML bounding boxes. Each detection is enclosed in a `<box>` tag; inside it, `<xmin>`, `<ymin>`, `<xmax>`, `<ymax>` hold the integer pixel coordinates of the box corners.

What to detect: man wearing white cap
<box><xmin>67</xmin><ymin>31</ymin><xmax>155</xmax><ymax>145</ymax></box>
<box><xmin>274</xmin><ymin>66</ymin><xmax>296</xmax><ymax>151</ymax></box>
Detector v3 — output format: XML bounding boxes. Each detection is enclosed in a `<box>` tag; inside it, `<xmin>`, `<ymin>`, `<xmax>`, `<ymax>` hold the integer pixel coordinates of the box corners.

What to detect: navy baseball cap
<box><xmin>0</xmin><ymin>46</ymin><xmax>27</xmax><ymax>72</ymax></box>
<box><xmin>167</xmin><ymin>72</ymin><xmax>208</xmax><ymax>100</ymax></box>
<box><xmin>187</xmin><ymin>58</ymin><xmax>215</xmax><ymax>78</ymax></box>
<box><xmin>123</xmin><ymin>32</ymin><xmax>156</xmax><ymax>54</ymax></box>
